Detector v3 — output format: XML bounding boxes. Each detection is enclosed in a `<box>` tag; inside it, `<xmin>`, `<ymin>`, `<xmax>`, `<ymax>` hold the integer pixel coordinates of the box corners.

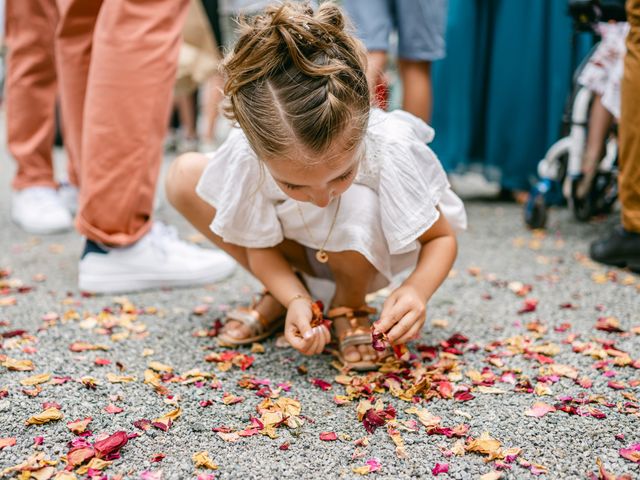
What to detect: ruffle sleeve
<box><xmin>195</xmin><ymin>129</ymin><xmax>283</xmax><ymax>248</ymax></box>
<box><xmin>375</xmin><ymin>110</ymin><xmax>466</xmax><ymax>254</ymax></box>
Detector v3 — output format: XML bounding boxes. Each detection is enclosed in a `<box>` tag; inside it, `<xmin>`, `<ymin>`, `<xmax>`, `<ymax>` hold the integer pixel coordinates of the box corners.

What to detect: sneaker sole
<box><xmin>12</xmin><ymin>217</ymin><xmax>73</xmax><ymax>235</ymax></box>
<box><xmin>78</xmin><ymin>263</ymin><xmax>237</xmax><ymax>294</ymax></box>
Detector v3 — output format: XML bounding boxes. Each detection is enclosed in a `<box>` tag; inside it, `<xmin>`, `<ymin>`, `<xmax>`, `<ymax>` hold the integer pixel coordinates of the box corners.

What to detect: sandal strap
<box><xmin>328</xmin><ymin>304</ymin><xmax>377</xmax><ymax>348</ymax></box>
<box><xmin>327</xmin><ymin>305</ymin><xmax>376</xmax><ymax>320</ymax></box>
<box><xmin>226</xmin><ymin>306</ymin><xmax>271</xmax><ymax>336</ymax></box>
<box><xmin>340</xmin><ymin>332</ymin><xmax>372</xmax><ymax>349</ymax></box>
<box><xmin>250</xmin><ymin>288</ymin><xmax>270</xmax><ymax>309</ymax></box>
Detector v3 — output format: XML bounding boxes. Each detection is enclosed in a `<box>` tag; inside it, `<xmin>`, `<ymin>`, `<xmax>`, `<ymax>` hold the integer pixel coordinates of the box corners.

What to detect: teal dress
<box><xmin>431</xmin><ymin>0</ymin><xmax>593</xmax><ymax>191</ymax></box>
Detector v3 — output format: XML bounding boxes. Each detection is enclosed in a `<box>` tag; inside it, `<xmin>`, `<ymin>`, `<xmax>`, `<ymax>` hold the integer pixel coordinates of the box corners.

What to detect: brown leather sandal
<box><xmin>217</xmin><ymin>291</ymin><xmax>285</xmax><ymax>346</ymax></box>
<box><xmin>328</xmin><ymin>305</ymin><xmax>389</xmax><ymax>371</ymax></box>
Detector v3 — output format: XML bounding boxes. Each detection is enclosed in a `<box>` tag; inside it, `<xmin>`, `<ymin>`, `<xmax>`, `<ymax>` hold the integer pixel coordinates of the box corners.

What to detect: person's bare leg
<box><xmin>398</xmin><ymin>59</ymin><xmax>432</xmax><ymax>123</ymax></box>
<box><xmin>576</xmin><ymin>94</ymin><xmax>614</xmax><ymax>198</ymax></box>
<box><xmin>202</xmin><ymin>74</ymin><xmax>225</xmax><ymax>145</ymax></box>
<box><xmin>165</xmin><ymin>152</ymin><xmax>313</xmax><ymax>340</ymax></box>
<box><xmin>366</xmin><ymin>51</ymin><xmax>388</xmax><ymax>108</ymax></box>
<box><xmin>327</xmin><ymin>250</ymin><xmax>381</xmax><ymax>363</ymax></box>
<box><xmin>175</xmin><ymin>93</ymin><xmax>198</xmax><ymax>146</ymax></box>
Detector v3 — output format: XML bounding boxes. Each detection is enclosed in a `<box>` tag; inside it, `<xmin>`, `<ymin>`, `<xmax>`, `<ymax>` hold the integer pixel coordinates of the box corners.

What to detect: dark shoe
<box><xmin>589</xmin><ymin>225</ymin><xmax>640</xmax><ymax>272</ymax></box>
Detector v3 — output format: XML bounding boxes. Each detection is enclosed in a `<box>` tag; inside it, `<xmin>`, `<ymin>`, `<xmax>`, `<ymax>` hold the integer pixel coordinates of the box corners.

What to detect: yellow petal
<box><xmin>192</xmin><ymin>451</ymin><xmax>218</xmax><ymax>470</ymax></box>
<box><xmin>20</xmin><ymin>373</ymin><xmax>51</xmax><ymax>386</ymax></box>
<box><xmin>26</xmin><ymin>408</ymin><xmax>64</xmax><ymax>426</ymax></box>
<box><xmin>466</xmin><ymin>432</ymin><xmax>502</xmax><ymax>456</ymax></box>
<box><xmin>148</xmin><ymin>361</ymin><xmax>173</xmax><ymax>373</ymax></box>
<box><xmin>153</xmin><ymin>407</ymin><xmax>182</xmax><ymax>423</ymax></box>
<box><xmin>106</xmin><ymin>373</ymin><xmax>136</xmax><ymax>383</ymax></box>
<box><xmin>3</xmin><ymin>357</ymin><xmax>35</xmax><ymax>371</ymax></box>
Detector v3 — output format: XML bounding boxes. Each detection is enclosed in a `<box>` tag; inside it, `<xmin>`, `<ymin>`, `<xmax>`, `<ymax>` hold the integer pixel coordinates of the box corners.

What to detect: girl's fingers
<box><xmin>316</xmin><ymin>327</ymin><xmax>329</xmax><ymax>354</ymax></box>
<box><xmin>376</xmin><ymin>295</ymin><xmax>399</xmax><ymax>332</ymax></box>
<box><xmin>288</xmin><ymin>334</ymin><xmax>306</xmax><ymax>352</ymax></box>
<box><xmin>307</xmin><ymin>329</ymin><xmax>324</xmax><ymax>355</ymax></box>
<box><xmin>375</xmin><ymin>302</ymin><xmax>406</xmax><ymax>334</ymax></box>
<box><xmin>396</xmin><ymin>321</ymin><xmax>423</xmax><ymax>345</ymax></box>
<box><xmin>289</xmin><ymin>325</ymin><xmax>330</xmax><ymax>355</ymax></box>
<box><xmin>322</xmin><ymin>325</ymin><xmax>331</xmax><ymax>345</ymax></box>
<box><xmin>306</xmin><ymin>328</ymin><xmax>321</xmax><ymax>355</ymax></box>
<box><xmin>387</xmin><ymin>310</ymin><xmax>417</xmax><ymax>343</ymax></box>
<box><xmin>286</xmin><ymin>323</ymin><xmax>313</xmax><ymax>354</ymax></box>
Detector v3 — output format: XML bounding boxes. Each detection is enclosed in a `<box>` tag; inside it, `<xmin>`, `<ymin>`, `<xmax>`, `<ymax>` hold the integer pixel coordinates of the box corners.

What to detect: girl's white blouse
<box><xmin>196</xmin><ymin>109</ymin><xmax>467</xmax><ymax>286</ymax></box>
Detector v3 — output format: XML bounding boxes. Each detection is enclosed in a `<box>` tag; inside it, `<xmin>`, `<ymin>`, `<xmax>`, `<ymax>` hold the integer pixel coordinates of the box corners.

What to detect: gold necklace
<box><xmin>296</xmin><ymin>196</ymin><xmax>341</xmax><ymax>263</ymax></box>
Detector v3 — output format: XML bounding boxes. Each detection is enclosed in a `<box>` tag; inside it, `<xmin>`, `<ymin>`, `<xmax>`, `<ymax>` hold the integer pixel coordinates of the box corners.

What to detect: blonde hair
<box><xmin>223</xmin><ymin>1</ymin><xmax>370</xmax><ymax>161</ymax></box>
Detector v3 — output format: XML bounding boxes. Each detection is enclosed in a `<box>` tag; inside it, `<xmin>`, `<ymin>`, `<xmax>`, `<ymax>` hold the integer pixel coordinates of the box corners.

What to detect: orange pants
<box><xmin>4</xmin><ymin>0</ymin><xmax>75</xmax><ymax>190</ymax></box>
<box><xmin>55</xmin><ymin>0</ymin><xmax>189</xmax><ymax>245</ymax></box>
<box><xmin>620</xmin><ymin>0</ymin><xmax>640</xmax><ymax>233</ymax></box>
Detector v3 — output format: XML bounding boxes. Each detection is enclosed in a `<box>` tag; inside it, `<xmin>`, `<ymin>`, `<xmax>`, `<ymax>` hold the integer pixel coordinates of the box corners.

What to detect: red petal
<box><xmin>311</xmin><ymin>378</ymin><xmax>332</xmax><ymax>391</ymax></box>
<box><xmin>94</xmin><ymin>431</ymin><xmax>128</xmax><ymax>458</ymax></box>
<box><xmin>319</xmin><ymin>432</ymin><xmax>338</xmax><ymax>441</ymax></box>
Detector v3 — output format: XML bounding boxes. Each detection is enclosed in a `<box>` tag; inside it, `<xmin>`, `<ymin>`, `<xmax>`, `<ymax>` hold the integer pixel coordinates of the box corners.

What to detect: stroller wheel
<box><xmin>524</xmin><ymin>192</ymin><xmax>547</xmax><ymax>229</ymax></box>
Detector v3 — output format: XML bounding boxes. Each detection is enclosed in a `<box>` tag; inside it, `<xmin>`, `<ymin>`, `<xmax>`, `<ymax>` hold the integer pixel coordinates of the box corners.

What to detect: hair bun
<box><xmin>314</xmin><ymin>2</ymin><xmax>345</xmax><ymax>31</ymax></box>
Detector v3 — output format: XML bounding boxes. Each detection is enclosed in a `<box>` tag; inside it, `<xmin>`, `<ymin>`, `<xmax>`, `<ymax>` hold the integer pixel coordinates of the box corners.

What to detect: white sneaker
<box><xmin>78</xmin><ymin>222</ymin><xmax>237</xmax><ymax>294</ymax></box>
<box><xmin>11</xmin><ymin>187</ymin><xmax>74</xmax><ymax>234</ymax></box>
<box><xmin>176</xmin><ymin>136</ymin><xmax>199</xmax><ymax>154</ymax></box>
<box><xmin>58</xmin><ymin>182</ymin><xmax>79</xmax><ymax>215</ymax></box>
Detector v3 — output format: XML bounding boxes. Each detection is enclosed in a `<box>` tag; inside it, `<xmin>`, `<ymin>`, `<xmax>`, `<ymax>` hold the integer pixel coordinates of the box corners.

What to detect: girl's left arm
<box><xmin>375</xmin><ymin>210</ymin><xmax>458</xmax><ymax>344</ymax></box>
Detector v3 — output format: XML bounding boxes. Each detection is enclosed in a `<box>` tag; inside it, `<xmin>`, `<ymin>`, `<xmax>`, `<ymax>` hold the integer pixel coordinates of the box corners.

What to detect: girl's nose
<box><xmin>309</xmin><ymin>189</ymin><xmax>331</xmax><ymax>208</ymax></box>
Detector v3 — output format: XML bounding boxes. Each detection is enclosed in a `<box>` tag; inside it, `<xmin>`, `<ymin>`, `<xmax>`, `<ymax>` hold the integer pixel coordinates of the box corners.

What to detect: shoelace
<box><xmin>147</xmin><ymin>222</ymin><xmax>181</xmax><ymax>255</ymax></box>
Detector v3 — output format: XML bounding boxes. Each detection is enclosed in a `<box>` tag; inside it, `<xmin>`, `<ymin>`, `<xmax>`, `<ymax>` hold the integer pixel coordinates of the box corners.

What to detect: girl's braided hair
<box><xmin>223</xmin><ymin>1</ymin><xmax>370</xmax><ymax>160</ymax></box>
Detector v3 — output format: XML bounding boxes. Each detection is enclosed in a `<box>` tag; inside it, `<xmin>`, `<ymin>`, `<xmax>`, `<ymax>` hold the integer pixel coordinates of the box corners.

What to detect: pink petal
<box><xmin>524</xmin><ymin>402</ymin><xmax>556</xmax><ymax>417</ymax></box>
<box><xmin>432</xmin><ymin>463</ymin><xmax>449</xmax><ymax>475</ymax></box>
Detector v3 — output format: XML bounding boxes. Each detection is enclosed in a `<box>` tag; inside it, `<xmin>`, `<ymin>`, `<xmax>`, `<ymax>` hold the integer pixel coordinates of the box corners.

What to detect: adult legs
<box><xmin>618</xmin><ymin>4</ymin><xmax>640</xmax><ymax>234</ymax></box>
<box><xmin>55</xmin><ymin>0</ymin><xmax>100</xmax><ymax>189</ymax></box>
<box><xmin>57</xmin><ymin>0</ymin><xmax>189</xmax><ymax>246</ymax></box>
<box><xmin>396</xmin><ymin>0</ymin><xmax>447</xmax><ymax>123</ymax></box>
<box><xmin>5</xmin><ymin>0</ymin><xmax>60</xmax><ymax>190</ymax></box>
<box><xmin>6</xmin><ymin>0</ymin><xmax>75</xmax><ymax>234</ymax></box>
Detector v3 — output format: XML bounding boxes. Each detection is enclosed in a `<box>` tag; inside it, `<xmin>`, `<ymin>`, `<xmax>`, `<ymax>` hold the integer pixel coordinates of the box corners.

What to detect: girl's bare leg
<box><xmin>165</xmin><ymin>152</ymin><xmax>312</xmax><ymax>340</ymax></box>
<box><xmin>327</xmin><ymin>250</ymin><xmax>382</xmax><ymax>363</ymax></box>
<box><xmin>577</xmin><ymin>94</ymin><xmax>614</xmax><ymax>198</ymax></box>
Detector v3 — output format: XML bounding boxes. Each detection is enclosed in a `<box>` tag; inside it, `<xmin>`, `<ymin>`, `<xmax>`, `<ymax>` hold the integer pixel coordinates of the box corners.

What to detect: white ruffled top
<box><xmin>196</xmin><ymin>108</ymin><xmax>467</xmax><ymax>285</ymax></box>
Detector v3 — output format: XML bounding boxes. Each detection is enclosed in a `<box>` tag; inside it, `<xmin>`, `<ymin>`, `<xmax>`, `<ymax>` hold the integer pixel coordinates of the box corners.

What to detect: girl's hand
<box><xmin>374</xmin><ymin>284</ymin><xmax>427</xmax><ymax>344</ymax></box>
<box><xmin>284</xmin><ymin>299</ymin><xmax>331</xmax><ymax>355</ymax></box>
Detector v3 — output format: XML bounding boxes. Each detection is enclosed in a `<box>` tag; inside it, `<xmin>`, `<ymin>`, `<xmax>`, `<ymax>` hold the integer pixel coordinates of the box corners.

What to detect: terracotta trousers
<box><xmin>55</xmin><ymin>0</ymin><xmax>189</xmax><ymax>245</ymax></box>
<box><xmin>620</xmin><ymin>0</ymin><xmax>640</xmax><ymax>233</ymax></box>
<box><xmin>4</xmin><ymin>0</ymin><xmax>72</xmax><ymax>190</ymax></box>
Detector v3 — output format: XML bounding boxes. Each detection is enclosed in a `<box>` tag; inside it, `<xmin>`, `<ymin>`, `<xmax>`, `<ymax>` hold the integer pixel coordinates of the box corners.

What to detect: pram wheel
<box><xmin>524</xmin><ymin>192</ymin><xmax>547</xmax><ymax>229</ymax></box>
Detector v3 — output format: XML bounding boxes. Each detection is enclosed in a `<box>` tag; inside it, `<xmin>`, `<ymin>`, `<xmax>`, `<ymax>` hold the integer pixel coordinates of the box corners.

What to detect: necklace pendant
<box><xmin>316</xmin><ymin>250</ymin><xmax>329</xmax><ymax>263</ymax></box>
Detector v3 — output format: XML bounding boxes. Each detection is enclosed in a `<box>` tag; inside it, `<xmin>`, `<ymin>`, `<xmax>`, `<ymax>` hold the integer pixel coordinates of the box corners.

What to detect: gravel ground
<box><xmin>1</xmin><ymin>140</ymin><xmax>639</xmax><ymax>480</ymax></box>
